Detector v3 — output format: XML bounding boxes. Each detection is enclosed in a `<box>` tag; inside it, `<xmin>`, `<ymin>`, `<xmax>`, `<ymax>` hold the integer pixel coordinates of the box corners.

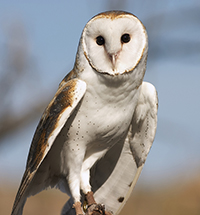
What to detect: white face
<box><xmin>82</xmin><ymin>13</ymin><xmax>147</xmax><ymax>75</ymax></box>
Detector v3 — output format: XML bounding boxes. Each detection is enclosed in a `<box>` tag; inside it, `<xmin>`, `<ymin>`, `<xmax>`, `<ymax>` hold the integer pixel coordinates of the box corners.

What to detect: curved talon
<box><xmin>86</xmin><ymin>204</ymin><xmax>105</xmax><ymax>215</ymax></box>
<box><xmin>93</xmin><ymin>204</ymin><xmax>105</xmax><ymax>215</ymax></box>
<box><xmin>83</xmin><ymin>199</ymin><xmax>88</xmax><ymax>213</ymax></box>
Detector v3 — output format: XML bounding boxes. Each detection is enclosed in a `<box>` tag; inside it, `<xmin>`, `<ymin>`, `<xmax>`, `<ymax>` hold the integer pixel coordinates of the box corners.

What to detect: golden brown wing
<box><xmin>11</xmin><ymin>78</ymin><xmax>86</xmax><ymax>215</ymax></box>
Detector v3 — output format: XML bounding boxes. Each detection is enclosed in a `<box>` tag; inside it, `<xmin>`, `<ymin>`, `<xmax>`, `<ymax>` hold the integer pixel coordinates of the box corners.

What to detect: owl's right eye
<box><xmin>96</xmin><ymin>36</ymin><xmax>105</xmax><ymax>46</ymax></box>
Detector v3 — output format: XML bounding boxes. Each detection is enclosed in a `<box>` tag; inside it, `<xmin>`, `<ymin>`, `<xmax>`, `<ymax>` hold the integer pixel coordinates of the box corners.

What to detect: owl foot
<box><xmin>86</xmin><ymin>204</ymin><xmax>105</xmax><ymax>215</ymax></box>
<box><xmin>73</xmin><ymin>201</ymin><xmax>84</xmax><ymax>215</ymax></box>
<box><xmin>85</xmin><ymin>192</ymin><xmax>112</xmax><ymax>215</ymax></box>
<box><xmin>86</xmin><ymin>204</ymin><xmax>113</xmax><ymax>215</ymax></box>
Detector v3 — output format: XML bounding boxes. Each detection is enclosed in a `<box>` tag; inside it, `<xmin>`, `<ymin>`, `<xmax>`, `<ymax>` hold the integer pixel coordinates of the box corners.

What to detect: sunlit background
<box><xmin>0</xmin><ymin>1</ymin><xmax>200</xmax><ymax>215</ymax></box>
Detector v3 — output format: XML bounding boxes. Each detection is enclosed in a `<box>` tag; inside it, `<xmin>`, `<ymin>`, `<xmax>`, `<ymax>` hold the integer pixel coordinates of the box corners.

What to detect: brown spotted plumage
<box><xmin>27</xmin><ymin>79</ymin><xmax>78</xmax><ymax>169</ymax></box>
<box><xmin>11</xmin><ymin>79</ymin><xmax>86</xmax><ymax>215</ymax></box>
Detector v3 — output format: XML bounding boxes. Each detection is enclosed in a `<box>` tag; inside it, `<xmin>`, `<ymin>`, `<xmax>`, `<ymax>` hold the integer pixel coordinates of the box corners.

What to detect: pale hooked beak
<box><xmin>108</xmin><ymin>52</ymin><xmax>119</xmax><ymax>71</ymax></box>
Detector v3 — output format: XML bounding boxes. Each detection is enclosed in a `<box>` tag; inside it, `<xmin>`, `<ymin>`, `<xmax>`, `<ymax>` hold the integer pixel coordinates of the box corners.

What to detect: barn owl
<box><xmin>11</xmin><ymin>11</ymin><xmax>158</xmax><ymax>215</ymax></box>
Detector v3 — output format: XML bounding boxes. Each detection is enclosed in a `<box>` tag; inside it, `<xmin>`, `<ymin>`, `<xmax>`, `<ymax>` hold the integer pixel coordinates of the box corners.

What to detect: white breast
<box><xmin>67</xmin><ymin>68</ymin><xmax>141</xmax><ymax>150</ymax></box>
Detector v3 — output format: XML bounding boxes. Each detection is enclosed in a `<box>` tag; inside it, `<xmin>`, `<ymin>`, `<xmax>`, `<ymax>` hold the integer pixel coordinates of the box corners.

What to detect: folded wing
<box><xmin>11</xmin><ymin>78</ymin><xmax>86</xmax><ymax>215</ymax></box>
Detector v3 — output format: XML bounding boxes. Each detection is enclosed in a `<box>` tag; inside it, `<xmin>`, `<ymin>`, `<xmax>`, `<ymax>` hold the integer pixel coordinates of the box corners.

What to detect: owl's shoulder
<box><xmin>59</xmin><ymin>69</ymin><xmax>78</xmax><ymax>89</ymax></box>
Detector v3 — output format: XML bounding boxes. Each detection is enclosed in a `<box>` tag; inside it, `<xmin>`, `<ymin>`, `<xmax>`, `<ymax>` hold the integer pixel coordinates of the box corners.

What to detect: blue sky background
<box><xmin>0</xmin><ymin>0</ymin><xmax>200</xmax><ymax>190</ymax></box>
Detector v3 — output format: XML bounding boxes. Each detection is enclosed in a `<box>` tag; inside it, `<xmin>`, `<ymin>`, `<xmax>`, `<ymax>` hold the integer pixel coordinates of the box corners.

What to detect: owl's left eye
<box><xmin>121</xmin><ymin>34</ymin><xmax>131</xmax><ymax>43</ymax></box>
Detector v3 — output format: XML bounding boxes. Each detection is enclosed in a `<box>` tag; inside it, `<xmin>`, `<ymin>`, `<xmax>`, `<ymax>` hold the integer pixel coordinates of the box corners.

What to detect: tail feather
<box><xmin>11</xmin><ymin>198</ymin><xmax>26</xmax><ymax>215</ymax></box>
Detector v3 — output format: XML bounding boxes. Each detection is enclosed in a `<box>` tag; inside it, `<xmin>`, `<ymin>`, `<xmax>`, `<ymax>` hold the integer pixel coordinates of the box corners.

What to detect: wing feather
<box><xmin>129</xmin><ymin>81</ymin><xmax>158</xmax><ymax>168</ymax></box>
<box><xmin>114</xmin><ymin>81</ymin><xmax>158</xmax><ymax>214</ymax></box>
<box><xmin>11</xmin><ymin>78</ymin><xmax>86</xmax><ymax>215</ymax></box>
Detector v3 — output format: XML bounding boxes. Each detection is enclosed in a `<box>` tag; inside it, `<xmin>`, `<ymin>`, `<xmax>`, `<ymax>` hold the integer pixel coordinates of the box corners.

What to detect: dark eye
<box><xmin>96</xmin><ymin>36</ymin><xmax>105</xmax><ymax>46</ymax></box>
<box><xmin>121</xmin><ymin>33</ymin><xmax>131</xmax><ymax>43</ymax></box>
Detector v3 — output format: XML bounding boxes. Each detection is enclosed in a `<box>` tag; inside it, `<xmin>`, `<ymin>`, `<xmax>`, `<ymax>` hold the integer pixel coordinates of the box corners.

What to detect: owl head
<box><xmin>76</xmin><ymin>11</ymin><xmax>148</xmax><ymax>76</ymax></box>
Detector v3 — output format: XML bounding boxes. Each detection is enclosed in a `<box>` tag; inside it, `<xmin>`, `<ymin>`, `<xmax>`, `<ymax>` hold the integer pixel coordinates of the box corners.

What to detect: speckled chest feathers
<box><xmin>51</xmin><ymin>65</ymin><xmax>144</xmax><ymax>177</ymax></box>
